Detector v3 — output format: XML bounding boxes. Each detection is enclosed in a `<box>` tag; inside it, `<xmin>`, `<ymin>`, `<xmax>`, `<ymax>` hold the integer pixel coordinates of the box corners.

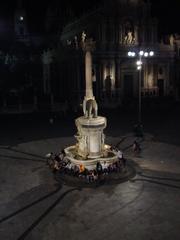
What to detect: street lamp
<box><xmin>127</xmin><ymin>50</ymin><xmax>154</xmax><ymax>135</ymax></box>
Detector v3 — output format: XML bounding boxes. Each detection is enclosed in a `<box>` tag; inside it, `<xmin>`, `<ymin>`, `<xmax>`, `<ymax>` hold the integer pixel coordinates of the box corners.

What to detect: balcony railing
<box><xmin>141</xmin><ymin>87</ymin><xmax>159</xmax><ymax>97</ymax></box>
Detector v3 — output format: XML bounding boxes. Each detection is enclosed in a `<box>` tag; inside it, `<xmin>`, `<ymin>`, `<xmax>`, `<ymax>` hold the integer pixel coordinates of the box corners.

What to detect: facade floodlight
<box><xmin>149</xmin><ymin>51</ymin><xmax>154</xmax><ymax>56</ymax></box>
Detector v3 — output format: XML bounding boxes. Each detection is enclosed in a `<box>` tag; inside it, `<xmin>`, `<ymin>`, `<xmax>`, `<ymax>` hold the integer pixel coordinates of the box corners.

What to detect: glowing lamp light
<box><xmin>128</xmin><ymin>51</ymin><xmax>136</xmax><ymax>57</ymax></box>
<box><xmin>20</xmin><ymin>16</ymin><xmax>24</xmax><ymax>21</ymax></box>
<box><xmin>149</xmin><ymin>51</ymin><xmax>154</xmax><ymax>56</ymax></box>
<box><xmin>127</xmin><ymin>49</ymin><xmax>154</xmax><ymax>126</ymax></box>
<box><xmin>136</xmin><ymin>60</ymin><xmax>142</xmax><ymax>66</ymax></box>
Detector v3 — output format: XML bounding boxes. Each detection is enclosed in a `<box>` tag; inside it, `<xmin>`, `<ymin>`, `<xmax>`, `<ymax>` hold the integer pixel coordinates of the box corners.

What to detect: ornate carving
<box><xmin>124</xmin><ymin>31</ymin><xmax>135</xmax><ymax>44</ymax></box>
<box><xmin>123</xmin><ymin>21</ymin><xmax>135</xmax><ymax>45</ymax></box>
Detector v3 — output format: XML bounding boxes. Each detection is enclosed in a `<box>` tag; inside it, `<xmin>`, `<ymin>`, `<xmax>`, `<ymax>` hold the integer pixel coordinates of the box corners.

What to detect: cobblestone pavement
<box><xmin>0</xmin><ymin>133</ymin><xmax>180</xmax><ymax>240</ymax></box>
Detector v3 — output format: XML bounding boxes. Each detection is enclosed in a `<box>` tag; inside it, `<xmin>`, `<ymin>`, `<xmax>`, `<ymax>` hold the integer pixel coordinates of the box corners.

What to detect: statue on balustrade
<box><xmin>124</xmin><ymin>31</ymin><xmax>135</xmax><ymax>44</ymax></box>
<box><xmin>123</xmin><ymin>21</ymin><xmax>135</xmax><ymax>45</ymax></box>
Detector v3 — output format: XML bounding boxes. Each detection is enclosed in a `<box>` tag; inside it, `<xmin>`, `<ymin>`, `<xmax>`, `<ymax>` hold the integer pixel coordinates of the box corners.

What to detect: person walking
<box><xmin>132</xmin><ymin>140</ymin><xmax>141</xmax><ymax>154</ymax></box>
<box><xmin>45</xmin><ymin>152</ymin><xmax>54</xmax><ymax>166</ymax></box>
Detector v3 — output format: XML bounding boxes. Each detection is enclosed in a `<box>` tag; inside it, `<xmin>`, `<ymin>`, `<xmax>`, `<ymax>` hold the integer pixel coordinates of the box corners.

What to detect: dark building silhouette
<box><xmin>0</xmin><ymin>0</ymin><xmax>180</xmax><ymax>113</ymax></box>
<box><xmin>59</xmin><ymin>0</ymin><xmax>180</xmax><ymax>107</ymax></box>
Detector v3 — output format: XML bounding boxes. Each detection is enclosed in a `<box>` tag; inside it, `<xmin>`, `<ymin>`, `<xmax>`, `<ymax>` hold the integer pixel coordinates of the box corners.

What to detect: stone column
<box><xmin>82</xmin><ymin>39</ymin><xmax>96</xmax><ymax>100</ymax></box>
<box><xmin>134</xmin><ymin>26</ymin><xmax>138</xmax><ymax>44</ymax></box>
<box><xmin>85</xmin><ymin>51</ymin><xmax>93</xmax><ymax>99</ymax></box>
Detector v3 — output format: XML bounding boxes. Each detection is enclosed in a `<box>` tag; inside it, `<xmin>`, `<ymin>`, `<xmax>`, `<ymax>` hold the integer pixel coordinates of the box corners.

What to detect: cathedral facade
<box><xmin>59</xmin><ymin>0</ymin><xmax>180</xmax><ymax>106</ymax></box>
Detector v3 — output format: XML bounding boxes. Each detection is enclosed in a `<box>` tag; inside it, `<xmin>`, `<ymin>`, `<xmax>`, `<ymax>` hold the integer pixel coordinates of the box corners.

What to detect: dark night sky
<box><xmin>0</xmin><ymin>0</ymin><xmax>179</xmax><ymax>35</ymax></box>
<box><xmin>151</xmin><ymin>0</ymin><xmax>180</xmax><ymax>34</ymax></box>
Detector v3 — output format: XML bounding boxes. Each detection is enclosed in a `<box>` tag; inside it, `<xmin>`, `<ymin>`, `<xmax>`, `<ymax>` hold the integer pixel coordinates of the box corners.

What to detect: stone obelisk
<box><xmin>82</xmin><ymin>39</ymin><xmax>96</xmax><ymax>115</ymax></box>
<box><xmin>84</xmin><ymin>39</ymin><xmax>95</xmax><ymax>99</ymax></box>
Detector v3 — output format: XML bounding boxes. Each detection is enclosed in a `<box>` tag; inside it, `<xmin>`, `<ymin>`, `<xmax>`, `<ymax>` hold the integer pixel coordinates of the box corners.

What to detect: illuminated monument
<box><xmin>65</xmin><ymin>39</ymin><xmax>117</xmax><ymax>170</ymax></box>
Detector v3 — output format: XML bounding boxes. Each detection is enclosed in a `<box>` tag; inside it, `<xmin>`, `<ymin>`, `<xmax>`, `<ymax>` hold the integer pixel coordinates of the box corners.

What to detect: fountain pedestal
<box><xmin>75</xmin><ymin>116</ymin><xmax>106</xmax><ymax>159</ymax></box>
<box><xmin>64</xmin><ymin>115</ymin><xmax>117</xmax><ymax>170</ymax></box>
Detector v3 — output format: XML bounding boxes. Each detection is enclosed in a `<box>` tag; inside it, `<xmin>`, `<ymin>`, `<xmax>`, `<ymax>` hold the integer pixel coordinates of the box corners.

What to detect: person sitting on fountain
<box><xmin>96</xmin><ymin>161</ymin><xmax>103</xmax><ymax>175</ymax></box>
<box><xmin>79</xmin><ymin>164</ymin><xmax>86</xmax><ymax>179</ymax></box>
<box><xmin>79</xmin><ymin>164</ymin><xmax>85</xmax><ymax>174</ymax></box>
<box><xmin>72</xmin><ymin>164</ymin><xmax>80</xmax><ymax>176</ymax></box>
<box><xmin>102</xmin><ymin>161</ymin><xmax>108</xmax><ymax>175</ymax></box>
<box><xmin>108</xmin><ymin>163</ymin><xmax>113</xmax><ymax>173</ymax></box>
<box><xmin>110</xmin><ymin>146</ymin><xmax>117</xmax><ymax>155</ymax></box>
<box><xmin>66</xmin><ymin>160</ymin><xmax>73</xmax><ymax>174</ymax></box>
<box><xmin>59</xmin><ymin>149</ymin><xmax>65</xmax><ymax>161</ymax></box>
<box><xmin>113</xmin><ymin>162</ymin><xmax>118</xmax><ymax>172</ymax></box>
<box><xmin>87</xmin><ymin>170</ymin><xmax>98</xmax><ymax>183</ymax></box>
<box><xmin>93</xmin><ymin>170</ymin><xmax>98</xmax><ymax>182</ymax></box>
<box><xmin>53</xmin><ymin>159</ymin><xmax>60</xmax><ymax>173</ymax></box>
<box><xmin>87</xmin><ymin>170</ymin><xmax>94</xmax><ymax>183</ymax></box>
<box><xmin>54</xmin><ymin>153</ymin><xmax>61</xmax><ymax>162</ymax></box>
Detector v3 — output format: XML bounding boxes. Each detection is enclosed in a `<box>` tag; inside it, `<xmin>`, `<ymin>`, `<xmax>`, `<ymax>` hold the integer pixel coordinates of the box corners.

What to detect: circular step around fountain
<box><xmin>54</xmin><ymin>162</ymin><xmax>136</xmax><ymax>188</ymax></box>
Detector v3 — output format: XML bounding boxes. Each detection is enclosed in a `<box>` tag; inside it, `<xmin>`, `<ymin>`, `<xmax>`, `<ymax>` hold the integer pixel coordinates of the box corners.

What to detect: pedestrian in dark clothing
<box><xmin>133</xmin><ymin>141</ymin><xmax>141</xmax><ymax>152</ymax></box>
<box><xmin>122</xmin><ymin>157</ymin><xmax>126</xmax><ymax>167</ymax></box>
<box><xmin>96</xmin><ymin>161</ymin><xmax>102</xmax><ymax>175</ymax></box>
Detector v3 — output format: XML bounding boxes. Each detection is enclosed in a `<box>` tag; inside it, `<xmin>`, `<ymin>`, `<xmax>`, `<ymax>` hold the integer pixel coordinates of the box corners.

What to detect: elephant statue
<box><xmin>83</xmin><ymin>99</ymin><xmax>98</xmax><ymax>118</ymax></box>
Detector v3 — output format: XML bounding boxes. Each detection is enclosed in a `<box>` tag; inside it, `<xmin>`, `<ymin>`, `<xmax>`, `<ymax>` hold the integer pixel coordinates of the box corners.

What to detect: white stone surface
<box><xmin>75</xmin><ymin>116</ymin><xmax>107</xmax><ymax>159</ymax></box>
<box><xmin>64</xmin><ymin>145</ymin><xmax>117</xmax><ymax>170</ymax></box>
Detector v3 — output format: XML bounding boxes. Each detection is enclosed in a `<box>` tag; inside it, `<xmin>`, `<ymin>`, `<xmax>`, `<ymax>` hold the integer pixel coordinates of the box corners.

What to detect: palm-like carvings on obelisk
<box><xmin>82</xmin><ymin>38</ymin><xmax>98</xmax><ymax>118</ymax></box>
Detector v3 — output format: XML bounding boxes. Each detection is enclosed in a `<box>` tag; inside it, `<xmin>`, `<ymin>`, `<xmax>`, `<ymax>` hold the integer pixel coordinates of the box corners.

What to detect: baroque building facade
<box><xmin>59</xmin><ymin>0</ymin><xmax>180</xmax><ymax>107</ymax></box>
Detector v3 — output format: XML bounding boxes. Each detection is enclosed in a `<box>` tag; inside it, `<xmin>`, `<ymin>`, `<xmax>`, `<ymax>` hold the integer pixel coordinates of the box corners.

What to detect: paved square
<box><xmin>0</xmin><ymin>131</ymin><xmax>180</xmax><ymax>240</ymax></box>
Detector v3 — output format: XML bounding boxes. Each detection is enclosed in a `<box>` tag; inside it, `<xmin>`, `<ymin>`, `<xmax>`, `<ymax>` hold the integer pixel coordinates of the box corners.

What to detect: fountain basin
<box><xmin>64</xmin><ymin>145</ymin><xmax>118</xmax><ymax>170</ymax></box>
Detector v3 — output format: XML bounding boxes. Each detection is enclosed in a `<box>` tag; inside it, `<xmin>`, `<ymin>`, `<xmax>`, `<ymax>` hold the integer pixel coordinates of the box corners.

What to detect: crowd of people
<box><xmin>46</xmin><ymin>148</ymin><xmax>127</xmax><ymax>183</ymax></box>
